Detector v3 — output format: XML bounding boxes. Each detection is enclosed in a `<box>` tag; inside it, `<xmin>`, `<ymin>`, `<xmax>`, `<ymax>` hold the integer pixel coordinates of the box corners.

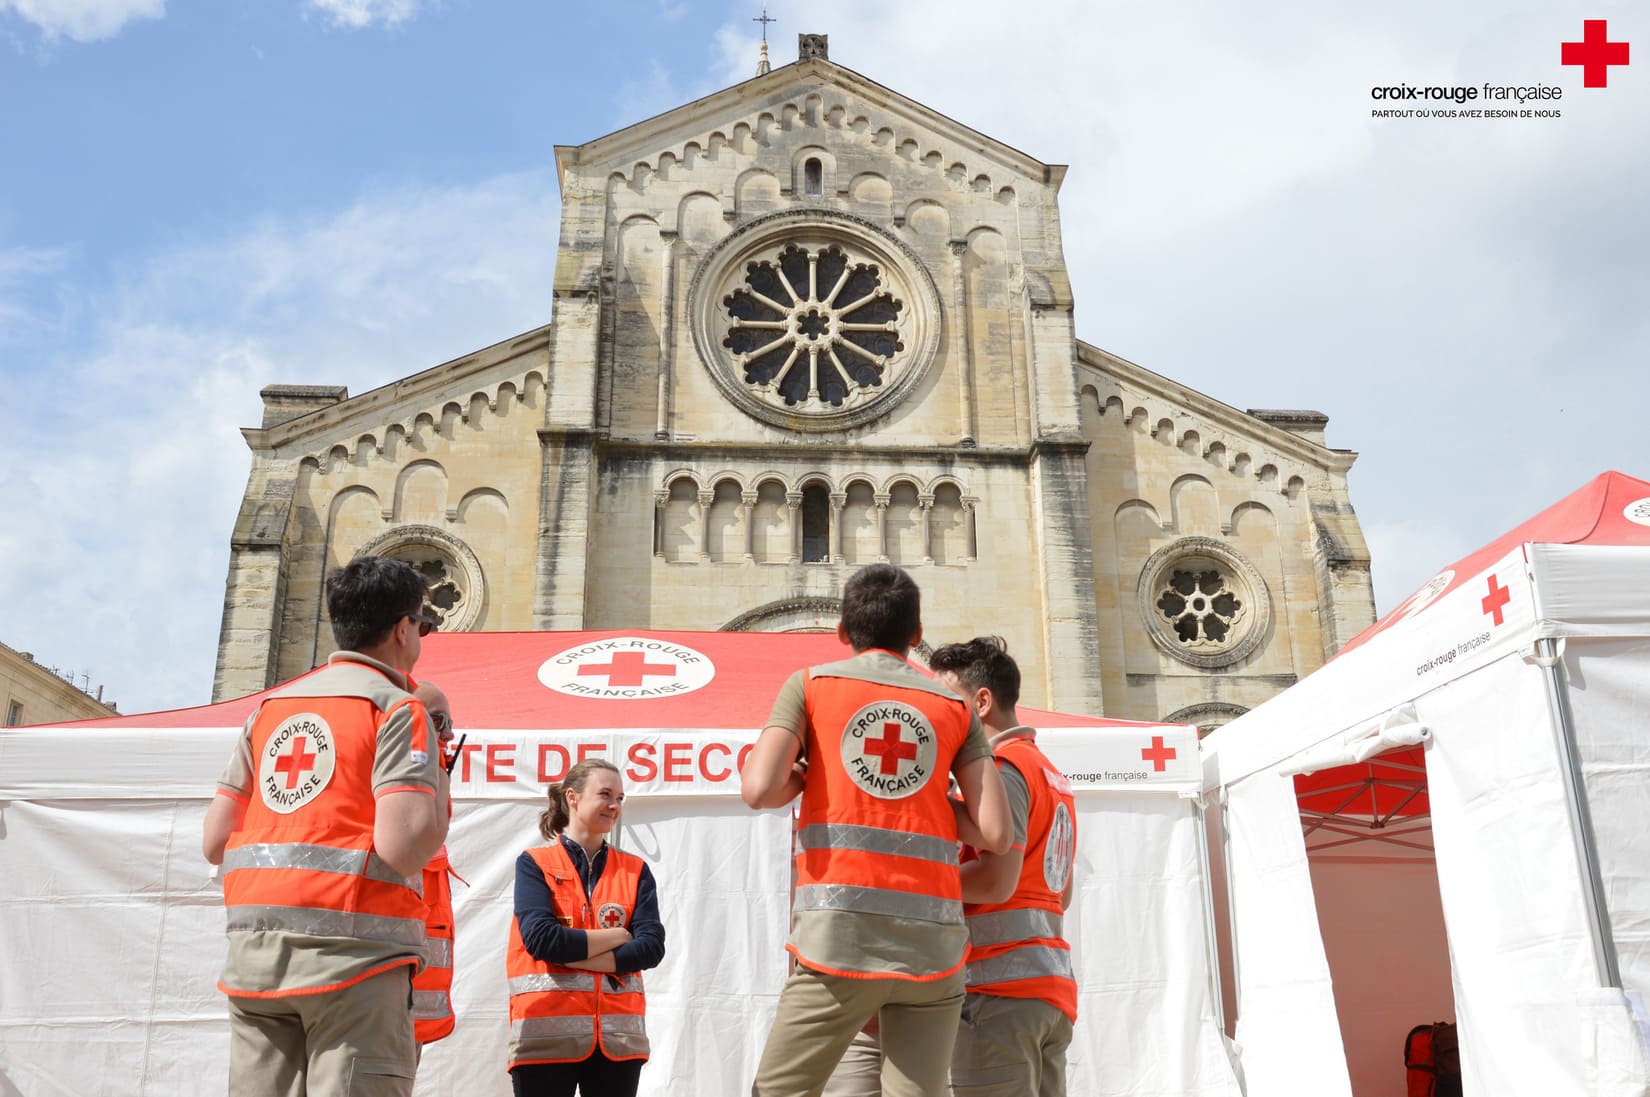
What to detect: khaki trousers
<box><xmin>821</xmin><ymin>1028</ymin><xmax>884</xmax><ymax>1097</ymax></box>
<box><xmin>227</xmin><ymin>965</ymin><xmax>416</xmax><ymax>1097</ymax></box>
<box><xmin>753</xmin><ymin>965</ymin><xmax>965</xmax><ymax>1097</ymax></box>
<box><xmin>949</xmin><ymin>993</ymin><xmax>1072</xmax><ymax>1097</ymax></box>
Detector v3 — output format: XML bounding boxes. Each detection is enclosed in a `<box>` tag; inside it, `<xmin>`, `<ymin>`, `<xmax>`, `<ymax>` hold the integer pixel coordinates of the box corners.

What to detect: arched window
<box><xmin>804</xmin><ymin>157</ymin><xmax>823</xmax><ymax>196</ymax></box>
<box><xmin>801</xmin><ymin>483</ymin><xmax>830</xmax><ymax>562</ymax></box>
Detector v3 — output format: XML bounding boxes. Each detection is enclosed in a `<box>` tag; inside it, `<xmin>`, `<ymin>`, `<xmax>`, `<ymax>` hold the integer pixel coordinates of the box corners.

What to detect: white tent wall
<box><xmin>1221</xmin><ymin>770</ymin><xmax>1353</xmax><ymax>1095</ymax></box>
<box><xmin>0</xmin><ymin>722</ymin><xmax>1238</xmax><ymax>1095</ymax></box>
<box><xmin>1307</xmin><ymin>854</ymin><xmax>1453</xmax><ymax>1096</ymax></box>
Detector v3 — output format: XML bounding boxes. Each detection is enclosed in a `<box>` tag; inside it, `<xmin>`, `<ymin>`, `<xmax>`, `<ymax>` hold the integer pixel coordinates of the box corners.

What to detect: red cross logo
<box><xmin>864</xmin><ymin>722</ymin><xmax>919</xmax><ymax>775</ymax></box>
<box><xmin>274</xmin><ymin>736</ymin><xmax>318</xmax><ymax>790</ymax></box>
<box><xmin>578</xmin><ymin>651</ymin><xmax>677</xmax><ymax>686</ymax></box>
<box><xmin>1563</xmin><ymin>20</ymin><xmax>1629</xmax><ymax>88</ymax></box>
<box><xmin>1481</xmin><ymin>574</ymin><xmax>1511</xmax><ymax>626</ymax></box>
<box><xmin>1141</xmin><ymin>735</ymin><xmax>1177</xmax><ymax>772</ymax></box>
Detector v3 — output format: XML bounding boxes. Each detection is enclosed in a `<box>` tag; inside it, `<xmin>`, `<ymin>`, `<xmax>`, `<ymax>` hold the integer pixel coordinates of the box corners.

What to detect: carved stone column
<box><xmin>919</xmin><ymin>494</ymin><xmax>935</xmax><ymax>565</ymax></box>
<box><xmin>962</xmin><ymin>497</ymin><xmax>979</xmax><ymax>562</ymax></box>
<box><xmin>741</xmin><ymin>491</ymin><xmax>757</xmax><ymax>562</ymax></box>
<box><xmin>654</xmin><ymin>230</ymin><xmax>679</xmax><ymax>441</ymax></box>
<box><xmin>874</xmin><ymin>492</ymin><xmax>891</xmax><ymax>563</ymax></box>
<box><xmin>786</xmin><ymin>491</ymin><xmax>803</xmax><ymax>562</ymax></box>
<box><xmin>949</xmin><ymin>240</ymin><xmax>977</xmax><ymax>448</ymax></box>
<box><xmin>697</xmin><ymin>489</ymin><xmax>714</xmax><ymax>560</ymax></box>
<box><xmin>830</xmin><ymin>492</ymin><xmax>846</xmax><ymax>564</ymax></box>
<box><xmin>652</xmin><ymin>490</ymin><xmax>667</xmax><ymax>558</ymax></box>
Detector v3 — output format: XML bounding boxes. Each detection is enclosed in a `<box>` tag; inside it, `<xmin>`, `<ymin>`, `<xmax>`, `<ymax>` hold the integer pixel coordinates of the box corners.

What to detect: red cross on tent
<box><xmin>864</xmin><ymin>722</ymin><xmax>919</xmax><ymax>774</ymax></box>
<box><xmin>578</xmin><ymin>651</ymin><xmax>677</xmax><ymax>687</ymax></box>
<box><xmin>274</xmin><ymin>735</ymin><xmax>318</xmax><ymax>789</ymax></box>
<box><xmin>1141</xmin><ymin>735</ymin><xmax>1176</xmax><ymax>772</ymax></box>
<box><xmin>1562</xmin><ymin>20</ymin><xmax>1630</xmax><ymax>88</ymax></box>
<box><xmin>1481</xmin><ymin>574</ymin><xmax>1511</xmax><ymax>626</ymax></box>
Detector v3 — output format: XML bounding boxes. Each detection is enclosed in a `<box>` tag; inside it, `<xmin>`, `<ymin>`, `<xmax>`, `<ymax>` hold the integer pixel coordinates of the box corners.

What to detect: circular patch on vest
<box><xmin>596</xmin><ymin>902</ymin><xmax>628</xmax><ymax>929</ymax></box>
<box><xmin>258</xmin><ymin>713</ymin><xmax>336</xmax><ymax>814</ymax></box>
<box><xmin>1624</xmin><ymin>497</ymin><xmax>1650</xmax><ymax>527</ymax></box>
<box><xmin>839</xmin><ymin>701</ymin><xmax>939</xmax><ymax>800</ymax></box>
<box><xmin>1043</xmin><ymin>801</ymin><xmax>1075</xmax><ymax>893</ymax></box>
<box><xmin>537</xmin><ymin>636</ymin><xmax>716</xmax><ymax>700</ymax></box>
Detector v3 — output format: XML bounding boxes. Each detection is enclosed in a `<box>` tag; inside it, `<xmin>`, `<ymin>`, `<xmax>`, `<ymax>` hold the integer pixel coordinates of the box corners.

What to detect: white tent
<box><xmin>1</xmin><ymin>629</ymin><xmax>1237</xmax><ymax>1096</ymax></box>
<box><xmin>1203</xmin><ymin>471</ymin><xmax>1650</xmax><ymax>1096</ymax></box>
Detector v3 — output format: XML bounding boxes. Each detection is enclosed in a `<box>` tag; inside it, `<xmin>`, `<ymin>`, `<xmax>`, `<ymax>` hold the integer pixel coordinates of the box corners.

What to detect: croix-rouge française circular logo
<box><xmin>537</xmin><ymin>637</ymin><xmax>716</xmax><ymax>700</ymax></box>
<box><xmin>257</xmin><ymin>713</ymin><xmax>336</xmax><ymax>814</ymax></box>
<box><xmin>839</xmin><ymin>701</ymin><xmax>938</xmax><ymax>800</ymax></box>
<box><xmin>597</xmin><ymin>903</ymin><xmax>628</xmax><ymax>929</ymax></box>
<box><xmin>1623</xmin><ymin>498</ymin><xmax>1650</xmax><ymax>528</ymax></box>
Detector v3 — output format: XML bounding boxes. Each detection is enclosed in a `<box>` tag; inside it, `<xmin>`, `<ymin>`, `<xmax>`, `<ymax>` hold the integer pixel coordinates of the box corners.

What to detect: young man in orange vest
<box><xmin>742</xmin><ymin>564</ymin><xmax>1014</xmax><ymax>1097</ymax></box>
<box><xmin>931</xmin><ymin>637</ymin><xmax>1077</xmax><ymax>1097</ymax></box>
<box><xmin>203</xmin><ymin>555</ymin><xmax>450</xmax><ymax>1097</ymax></box>
<box><xmin>412</xmin><ymin>682</ymin><xmax>459</xmax><ymax>1053</ymax></box>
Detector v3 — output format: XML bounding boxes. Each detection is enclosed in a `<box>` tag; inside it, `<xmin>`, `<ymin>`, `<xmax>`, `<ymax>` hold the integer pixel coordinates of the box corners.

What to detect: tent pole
<box><xmin>1193</xmin><ymin>795</ymin><xmax>1226</xmax><ymax>1031</ymax></box>
<box><xmin>1219</xmin><ymin>788</ymin><xmax>1242</xmax><ymax>1014</ymax></box>
<box><xmin>1535</xmin><ymin>636</ymin><xmax>1621</xmax><ymax>987</ymax></box>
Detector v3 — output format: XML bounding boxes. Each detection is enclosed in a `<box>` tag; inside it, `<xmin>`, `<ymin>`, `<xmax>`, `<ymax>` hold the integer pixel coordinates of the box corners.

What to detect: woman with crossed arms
<box><xmin>506</xmin><ymin>759</ymin><xmax>666</xmax><ymax>1097</ymax></box>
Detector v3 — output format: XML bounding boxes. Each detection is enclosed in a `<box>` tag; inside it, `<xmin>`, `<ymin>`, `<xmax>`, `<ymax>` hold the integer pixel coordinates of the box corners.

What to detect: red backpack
<box><xmin>1404</xmin><ymin>1021</ymin><xmax>1461</xmax><ymax>1097</ymax></box>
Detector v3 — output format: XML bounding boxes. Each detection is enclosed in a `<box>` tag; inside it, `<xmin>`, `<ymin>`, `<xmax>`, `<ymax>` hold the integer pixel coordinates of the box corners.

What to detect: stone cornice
<box><xmin>241</xmin><ymin>324</ymin><xmax>552</xmax><ymax>455</ymax></box>
<box><xmin>596</xmin><ymin>438</ymin><xmax>1045</xmax><ymax>467</ymax></box>
<box><xmin>1075</xmin><ymin>340</ymin><xmax>1358</xmax><ymax>473</ymax></box>
<box><xmin>556</xmin><ymin>58</ymin><xmax>1057</xmax><ymax>196</ymax></box>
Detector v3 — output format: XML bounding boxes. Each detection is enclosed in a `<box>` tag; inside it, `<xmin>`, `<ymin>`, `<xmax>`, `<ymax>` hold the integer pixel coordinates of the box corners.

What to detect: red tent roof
<box><xmin>52</xmin><ymin>630</ymin><xmax>1149</xmax><ymax>731</ymax></box>
<box><xmin>1297</xmin><ymin>470</ymin><xmax>1650</xmax><ymax>834</ymax></box>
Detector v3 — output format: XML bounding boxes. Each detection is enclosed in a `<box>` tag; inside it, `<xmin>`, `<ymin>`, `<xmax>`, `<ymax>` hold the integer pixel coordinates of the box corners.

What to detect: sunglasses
<box><xmin>406</xmin><ymin>611</ymin><xmax>440</xmax><ymax>637</ymax></box>
<box><xmin>430</xmin><ymin>709</ymin><xmax>454</xmax><ymax>737</ymax></box>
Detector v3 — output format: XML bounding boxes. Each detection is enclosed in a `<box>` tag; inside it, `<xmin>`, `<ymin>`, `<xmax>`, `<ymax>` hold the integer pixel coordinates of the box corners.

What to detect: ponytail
<box><xmin>538</xmin><ymin>758</ymin><xmax>623</xmax><ymax>840</ymax></box>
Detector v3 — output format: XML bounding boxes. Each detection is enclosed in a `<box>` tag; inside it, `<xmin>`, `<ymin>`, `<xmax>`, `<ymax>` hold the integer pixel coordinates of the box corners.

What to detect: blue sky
<box><xmin>2</xmin><ymin>0</ymin><xmax>1646</xmax><ymax>713</ymax></box>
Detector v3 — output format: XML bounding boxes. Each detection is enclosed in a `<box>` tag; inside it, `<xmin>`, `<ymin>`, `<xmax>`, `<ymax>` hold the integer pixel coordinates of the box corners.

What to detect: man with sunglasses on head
<box><xmin>203</xmin><ymin>554</ymin><xmax>450</xmax><ymax>1097</ymax></box>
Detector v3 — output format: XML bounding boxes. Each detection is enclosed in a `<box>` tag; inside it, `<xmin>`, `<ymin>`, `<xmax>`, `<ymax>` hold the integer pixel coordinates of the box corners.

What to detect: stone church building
<box><xmin>213</xmin><ymin>35</ymin><xmax>1375</xmax><ymax>724</ymax></box>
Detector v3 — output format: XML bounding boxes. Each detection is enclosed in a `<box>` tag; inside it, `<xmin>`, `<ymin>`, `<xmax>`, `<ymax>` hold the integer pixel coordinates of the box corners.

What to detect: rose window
<box><xmin>356</xmin><ymin>525</ymin><xmax>487</xmax><ymax>633</ymax></box>
<box><xmin>396</xmin><ymin>554</ymin><xmax>466</xmax><ymax>630</ymax></box>
<box><xmin>1136</xmin><ymin>537</ymin><xmax>1271</xmax><ymax>669</ymax></box>
<box><xmin>721</xmin><ymin>244</ymin><xmax>905</xmax><ymax>409</ymax></box>
<box><xmin>1156</xmin><ymin>568</ymin><xmax>1242</xmax><ymax>645</ymax></box>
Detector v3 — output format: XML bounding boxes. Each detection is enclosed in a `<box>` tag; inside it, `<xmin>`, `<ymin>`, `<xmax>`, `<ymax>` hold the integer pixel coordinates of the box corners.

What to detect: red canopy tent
<box><xmin>1294</xmin><ymin>470</ymin><xmax>1650</xmax><ymax>850</ymax></box>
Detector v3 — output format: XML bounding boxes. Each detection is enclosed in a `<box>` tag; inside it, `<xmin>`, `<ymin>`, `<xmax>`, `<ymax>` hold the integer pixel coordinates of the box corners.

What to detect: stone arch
<box><xmin>791</xmin><ymin>145</ymin><xmax>835</xmax><ymax>197</ymax></box>
<box><xmin>393</xmin><ymin>460</ymin><xmax>448</xmax><ymax>525</ymax></box>
<box><xmin>678</xmin><ymin>191</ymin><xmax>724</xmax><ymax>248</ymax></box>
<box><xmin>706</xmin><ymin>477</ymin><xmax>744</xmax><ymax>562</ymax></box>
<box><xmin>1169</xmin><ymin>475</ymin><xmax>1221</xmax><ymax>536</ymax></box>
<box><xmin>722</xmin><ymin>596</ymin><xmax>841</xmax><ymax>634</ymax></box>
<box><xmin>886</xmin><ymin>478</ymin><xmax>924</xmax><ymax>565</ymax></box>
<box><xmin>903</xmin><ymin>198</ymin><xmax>949</xmax><ymax>238</ymax></box>
<box><xmin>662</xmin><ymin>476</ymin><xmax>700</xmax><ymax>563</ymax></box>
<box><xmin>930</xmin><ymin>481</ymin><xmax>968</xmax><ymax>565</ymax></box>
<box><xmin>1164</xmin><ymin>702</ymin><xmax>1250</xmax><ymax>737</ymax></box>
<box><xmin>736</xmin><ymin>168</ymin><xmax>781</xmax><ymax>218</ymax></box>
<box><xmin>454</xmin><ymin>486</ymin><xmax>508</xmax><ymax>523</ymax></box>
<box><xmin>752</xmin><ymin>477</ymin><xmax>790</xmax><ymax>564</ymax></box>
<box><xmin>841</xmin><ymin>478</ymin><xmax>879</xmax><ymax>564</ymax></box>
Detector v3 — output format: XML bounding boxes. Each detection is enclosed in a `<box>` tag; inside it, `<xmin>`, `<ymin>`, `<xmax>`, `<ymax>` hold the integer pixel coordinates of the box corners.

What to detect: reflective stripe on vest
<box><xmin>509</xmin><ymin>972</ymin><xmax>599</xmax><ymax>994</ymax></box>
<box><xmin>512</xmin><ymin>1014</ymin><xmax>596</xmax><ymax>1062</ymax></box>
<box><xmin>966</xmin><ymin>908</ymin><xmax>1064</xmax><ymax>949</ymax></box>
<box><xmin>411</xmin><ymin>990</ymin><xmax>451</xmax><ymax>1020</ymax></box>
<box><xmin>794</xmin><ymin>883</ymin><xmax>964</xmax><ymax>925</ymax></box>
<box><xmin>426</xmin><ymin>936</ymin><xmax>452</xmax><ymax>969</ymax></box>
<box><xmin>795</xmin><ymin>823</ymin><xmax>960</xmax><ymax>867</ymax></box>
<box><xmin>965</xmin><ymin>944</ymin><xmax>1074</xmax><ymax>986</ymax></box>
<box><xmin>602</xmin><ymin>1013</ymin><xmax>649</xmax><ymax>1057</ymax></box>
<box><xmin>223</xmin><ymin>903</ymin><xmax>426</xmax><ymax>948</ymax></box>
<box><xmin>222</xmin><ymin>842</ymin><xmax>423</xmax><ymax>894</ymax></box>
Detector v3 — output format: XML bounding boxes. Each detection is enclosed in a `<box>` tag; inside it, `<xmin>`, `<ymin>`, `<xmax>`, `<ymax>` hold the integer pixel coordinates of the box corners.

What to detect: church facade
<box><xmin>212</xmin><ymin>37</ymin><xmax>1375</xmax><ymax>723</ymax></box>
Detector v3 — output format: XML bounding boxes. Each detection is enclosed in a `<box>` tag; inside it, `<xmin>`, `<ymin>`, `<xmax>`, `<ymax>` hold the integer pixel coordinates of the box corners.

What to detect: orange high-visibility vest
<box><xmin>506</xmin><ymin>842</ymin><xmax>649</xmax><ymax>1067</ymax></box>
<box><xmin>963</xmin><ymin>735</ymin><xmax>1078</xmax><ymax>1021</ymax></box>
<box><xmin>413</xmin><ymin>846</ymin><xmax>456</xmax><ymax>1043</ymax></box>
<box><xmin>792</xmin><ymin>663</ymin><xmax>972</xmax><ymax>980</ymax></box>
<box><xmin>219</xmin><ymin>690</ymin><xmax>430</xmax><ymax>998</ymax></box>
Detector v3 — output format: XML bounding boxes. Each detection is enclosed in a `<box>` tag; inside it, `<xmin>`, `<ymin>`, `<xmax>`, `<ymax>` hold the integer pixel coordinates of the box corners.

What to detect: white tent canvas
<box><xmin>1203</xmin><ymin>472</ymin><xmax>1650</xmax><ymax>1097</ymax></box>
<box><xmin>1</xmin><ymin>629</ymin><xmax>1235</xmax><ymax>1096</ymax></box>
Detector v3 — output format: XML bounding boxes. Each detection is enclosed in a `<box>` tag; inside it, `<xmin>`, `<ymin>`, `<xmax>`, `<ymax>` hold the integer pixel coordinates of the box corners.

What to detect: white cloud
<box><xmin>0</xmin><ymin>0</ymin><xmax>160</xmax><ymax>42</ymax></box>
<box><xmin>0</xmin><ymin>171</ymin><xmax>557</xmax><ymax>712</ymax></box>
<box><xmin>304</xmin><ymin>0</ymin><xmax>422</xmax><ymax>30</ymax></box>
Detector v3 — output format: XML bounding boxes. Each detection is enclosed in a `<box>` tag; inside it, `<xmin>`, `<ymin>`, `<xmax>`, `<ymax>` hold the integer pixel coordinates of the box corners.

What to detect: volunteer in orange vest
<box><xmin>506</xmin><ymin>758</ymin><xmax>666</xmax><ymax>1097</ymax></box>
<box><xmin>742</xmin><ymin>563</ymin><xmax>1014</xmax><ymax>1097</ymax></box>
<box><xmin>202</xmin><ymin>555</ymin><xmax>450</xmax><ymax>1097</ymax></box>
<box><xmin>931</xmin><ymin>637</ymin><xmax>1078</xmax><ymax>1097</ymax></box>
<box><xmin>412</xmin><ymin>682</ymin><xmax>460</xmax><ymax>1052</ymax></box>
